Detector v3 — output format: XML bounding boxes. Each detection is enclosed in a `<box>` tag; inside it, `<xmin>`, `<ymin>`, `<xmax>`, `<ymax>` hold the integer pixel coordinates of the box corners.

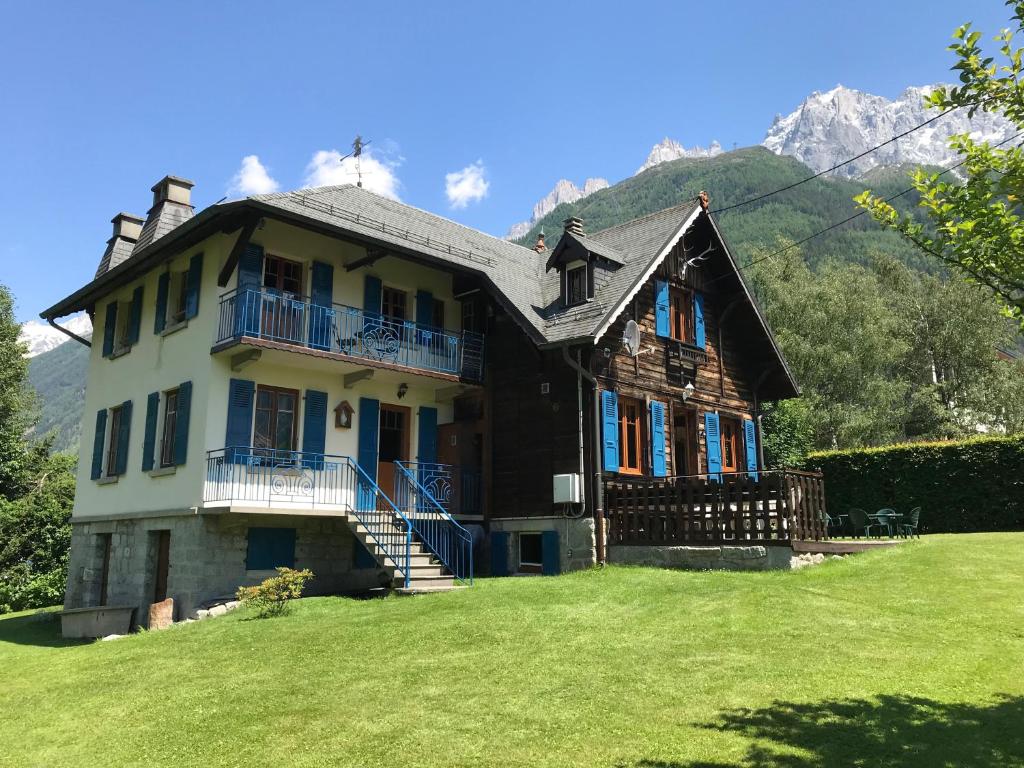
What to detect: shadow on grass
<box><xmin>0</xmin><ymin>611</ymin><xmax>89</xmax><ymax>648</ymax></box>
<box><xmin>627</xmin><ymin>694</ymin><xmax>1024</xmax><ymax>767</ymax></box>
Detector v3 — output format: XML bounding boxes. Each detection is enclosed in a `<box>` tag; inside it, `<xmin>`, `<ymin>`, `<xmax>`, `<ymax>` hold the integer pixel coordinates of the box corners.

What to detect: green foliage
<box><xmin>27</xmin><ymin>337</ymin><xmax>89</xmax><ymax>454</ymax></box>
<box><xmin>857</xmin><ymin>2</ymin><xmax>1024</xmax><ymax>325</ymax></box>
<box><xmin>0</xmin><ymin>452</ymin><xmax>76</xmax><ymax>613</ymax></box>
<box><xmin>760</xmin><ymin>400</ymin><xmax>814</xmax><ymax>468</ymax></box>
<box><xmin>804</xmin><ymin>435</ymin><xmax>1024</xmax><ymax>533</ymax></box>
<box><xmin>236</xmin><ymin>567</ymin><xmax>314</xmax><ymax>618</ymax></box>
<box><xmin>0</xmin><ymin>283</ymin><xmax>40</xmax><ymax>500</ymax></box>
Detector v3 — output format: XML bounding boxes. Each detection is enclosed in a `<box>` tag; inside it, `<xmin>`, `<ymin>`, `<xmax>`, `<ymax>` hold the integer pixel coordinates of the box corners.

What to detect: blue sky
<box><xmin>0</xmin><ymin>1</ymin><xmax>1011</xmax><ymax>322</ymax></box>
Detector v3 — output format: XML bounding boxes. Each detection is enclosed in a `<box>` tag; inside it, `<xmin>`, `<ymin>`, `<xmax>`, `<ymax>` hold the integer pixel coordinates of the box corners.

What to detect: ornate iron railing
<box><xmin>216</xmin><ymin>288</ymin><xmax>484</xmax><ymax>382</ymax></box>
<box><xmin>203</xmin><ymin>447</ymin><xmax>412</xmax><ymax>587</ymax></box>
<box><xmin>393</xmin><ymin>461</ymin><xmax>474</xmax><ymax>584</ymax></box>
<box><xmin>400</xmin><ymin>461</ymin><xmax>482</xmax><ymax>516</ymax></box>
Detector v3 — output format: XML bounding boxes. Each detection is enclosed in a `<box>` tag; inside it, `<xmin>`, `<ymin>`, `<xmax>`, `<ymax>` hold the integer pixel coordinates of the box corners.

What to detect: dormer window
<box><xmin>566</xmin><ymin>264</ymin><xmax>588</xmax><ymax>306</ymax></box>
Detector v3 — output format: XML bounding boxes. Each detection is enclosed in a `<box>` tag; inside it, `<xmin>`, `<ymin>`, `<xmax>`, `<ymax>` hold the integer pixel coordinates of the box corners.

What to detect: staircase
<box><xmin>343</xmin><ymin>510</ymin><xmax>461</xmax><ymax>591</ymax></box>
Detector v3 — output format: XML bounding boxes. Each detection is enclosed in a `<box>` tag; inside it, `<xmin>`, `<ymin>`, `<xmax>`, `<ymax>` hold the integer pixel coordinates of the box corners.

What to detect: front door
<box><xmin>377</xmin><ymin>404</ymin><xmax>410</xmax><ymax>503</ymax></box>
<box><xmin>720</xmin><ymin>417</ymin><xmax>741</xmax><ymax>475</ymax></box>
<box><xmin>261</xmin><ymin>255</ymin><xmax>303</xmax><ymax>341</ymax></box>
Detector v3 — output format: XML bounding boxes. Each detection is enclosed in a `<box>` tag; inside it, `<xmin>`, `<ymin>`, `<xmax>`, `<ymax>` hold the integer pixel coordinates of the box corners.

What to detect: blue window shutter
<box><xmin>541</xmin><ymin>530</ymin><xmax>560</xmax><ymax>575</ymax></box>
<box><xmin>364</xmin><ymin>275</ymin><xmax>382</xmax><ymax>316</ymax></box>
<box><xmin>236</xmin><ymin>244</ymin><xmax>264</xmax><ymax>337</ymax></box>
<box><xmin>308</xmin><ymin>261</ymin><xmax>334</xmax><ymax>350</ymax></box>
<box><xmin>694</xmin><ymin>292</ymin><xmax>706</xmax><ymax>349</ymax></box>
<box><xmin>302</xmin><ymin>389</ymin><xmax>328</xmax><ymax>469</ymax></box>
<box><xmin>490</xmin><ymin>531</ymin><xmax>510</xmax><ymax>577</ymax></box>
<box><xmin>185</xmin><ymin>253</ymin><xmax>203</xmax><ymax>319</ymax></box>
<box><xmin>356</xmin><ymin>397</ymin><xmax>380</xmax><ymax>510</ymax></box>
<box><xmin>655</xmin><ymin>280</ymin><xmax>670</xmax><ymax>337</ymax></box>
<box><xmin>238</xmin><ymin>243</ymin><xmax>264</xmax><ymax>291</ymax></box>
<box><xmin>91</xmin><ymin>409</ymin><xmax>107</xmax><ymax>480</ymax></box>
<box><xmin>154</xmin><ymin>273</ymin><xmax>169</xmax><ymax>334</ymax></box>
<box><xmin>127</xmin><ymin>286</ymin><xmax>143</xmax><ymax>345</ymax></box>
<box><xmin>743</xmin><ymin>418</ymin><xmax>758</xmax><ymax>480</ymax></box>
<box><xmin>246</xmin><ymin>528</ymin><xmax>296</xmax><ymax>570</ymax></box>
<box><xmin>173</xmin><ymin>381</ymin><xmax>192</xmax><ymax>466</ymax></box>
<box><xmin>142</xmin><ymin>392</ymin><xmax>159</xmax><ymax>471</ymax></box>
<box><xmin>415</xmin><ymin>290</ymin><xmax>433</xmax><ymax>327</ymax></box>
<box><xmin>102</xmin><ymin>302</ymin><xmax>117</xmax><ymax>357</ymax></box>
<box><xmin>225</xmin><ymin>378</ymin><xmax>255</xmax><ymax>463</ymax></box>
<box><xmin>115</xmin><ymin>400</ymin><xmax>132</xmax><ymax>476</ymax></box>
<box><xmin>601</xmin><ymin>391</ymin><xmax>619</xmax><ymax>471</ymax></box>
<box><xmin>417</xmin><ymin>406</ymin><xmax>438</xmax><ymax>463</ymax></box>
<box><xmin>650</xmin><ymin>400</ymin><xmax>667</xmax><ymax>477</ymax></box>
<box><xmin>704</xmin><ymin>412</ymin><xmax>722</xmax><ymax>481</ymax></box>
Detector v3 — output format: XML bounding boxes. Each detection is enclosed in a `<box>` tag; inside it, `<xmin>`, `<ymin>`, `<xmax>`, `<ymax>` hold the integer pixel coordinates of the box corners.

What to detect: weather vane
<box><xmin>339</xmin><ymin>135</ymin><xmax>371</xmax><ymax>187</ymax></box>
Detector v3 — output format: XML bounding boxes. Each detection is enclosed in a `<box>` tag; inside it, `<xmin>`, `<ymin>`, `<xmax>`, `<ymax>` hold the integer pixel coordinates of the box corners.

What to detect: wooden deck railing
<box><xmin>604</xmin><ymin>470</ymin><xmax>827</xmax><ymax>546</ymax></box>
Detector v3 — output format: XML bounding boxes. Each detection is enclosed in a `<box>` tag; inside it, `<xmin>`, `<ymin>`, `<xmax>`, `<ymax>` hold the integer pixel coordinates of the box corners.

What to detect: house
<box><xmin>42</xmin><ymin>175</ymin><xmax>801</xmax><ymax>627</ymax></box>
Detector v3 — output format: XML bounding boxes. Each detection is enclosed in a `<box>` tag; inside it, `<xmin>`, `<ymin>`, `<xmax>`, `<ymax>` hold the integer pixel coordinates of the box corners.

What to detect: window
<box><xmin>246</xmin><ymin>528</ymin><xmax>296</xmax><ymax>570</ymax></box>
<box><xmin>254</xmin><ymin>386</ymin><xmax>299</xmax><ymax>457</ymax></box>
<box><xmin>382</xmin><ymin>286</ymin><xmax>407</xmax><ymax>322</ymax></box>
<box><xmin>106</xmin><ymin>405</ymin><xmax>124</xmax><ymax>477</ymax></box>
<box><xmin>431</xmin><ymin>299</ymin><xmax>445</xmax><ymax>330</ymax></box>
<box><xmin>263</xmin><ymin>255</ymin><xmax>303</xmax><ymax>295</ymax></box>
<box><xmin>114</xmin><ymin>302</ymin><xmax>132</xmax><ymax>353</ymax></box>
<box><xmin>566</xmin><ymin>265</ymin><xmax>587</xmax><ymax>306</ymax></box>
<box><xmin>720</xmin><ymin>417</ymin><xmax>741</xmax><ymax>474</ymax></box>
<box><xmin>670</xmin><ymin>287</ymin><xmax>692</xmax><ymax>342</ymax></box>
<box><xmin>159</xmin><ymin>388</ymin><xmax>179</xmax><ymax>468</ymax></box>
<box><xmin>168</xmin><ymin>272</ymin><xmax>189</xmax><ymax>326</ymax></box>
<box><xmin>461</xmin><ymin>297</ymin><xmax>482</xmax><ymax>333</ymax></box>
<box><xmin>673</xmin><ymin>408</ymin><xmax>697</xmax><ymax>476</ymax></box>
<box><xmin>518</xmin><ymin>533</ymin><xmax>543</xmax><ymax>573</ymax></box>
<box><xmin>618</xmin><ymin>397</ymin><xmax>644</xmax><ymax>475</ymax></box>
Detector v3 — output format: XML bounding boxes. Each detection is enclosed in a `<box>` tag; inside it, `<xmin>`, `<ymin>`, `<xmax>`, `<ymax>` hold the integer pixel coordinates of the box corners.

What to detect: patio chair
<box><xmin>823</xmin><ymin>512</ymin><xmax>845</xmax><ymax>537</ymax></box>
<box><xmin>847</xmin><ymin>507</ymin><xmax>871</xmax><ymax>538</ymax></box>
<box><xmin>872</xmin><ymin>508</ymin><xmax>897</xmax><ymax>539</ymax></box>
<box><xmin>901</xmin><ymin>506</ymin><xmax>921</xmax><ymax>538</ymax></box>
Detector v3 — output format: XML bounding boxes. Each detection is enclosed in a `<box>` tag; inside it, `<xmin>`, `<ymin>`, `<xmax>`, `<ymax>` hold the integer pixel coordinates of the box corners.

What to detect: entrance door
<box><xmin>261</xmin><ymin>255</ymin><xmax>304</xmax><ymax>341</ymax></box>
<box><xmin>377</xmin><ymin>405</ymin><xmax>410</xmax><ymax>503</ymax></box>
<box><xmin>720</xmin><ymin>417</ymin><xmax>741</xmax><ymax>475</ymax></box>
<box><xmin>153</xmin><ymin>530</ymin><xmax>170</xmax><ymax>603</ymax></box>
<box><xmin>254</xmin><ymin>386</ymin><xmax>299</xmax><ymax>461</ymax></box>
<box><xmin>673</xmin><ymin>408</ymin><xmax>697</xmax><ymax>477</ymax></box>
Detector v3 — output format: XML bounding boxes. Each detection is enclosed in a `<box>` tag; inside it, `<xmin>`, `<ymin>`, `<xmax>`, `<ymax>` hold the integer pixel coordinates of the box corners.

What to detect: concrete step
<box><xmin>394</xmin><ymin>583</ymin><xmax>467</xmax><ymax>594</ymax></box>
<box><xmin>393</xmin><ymin>575</ymin><xmax>457</xmax><ymax>589</ymax></box>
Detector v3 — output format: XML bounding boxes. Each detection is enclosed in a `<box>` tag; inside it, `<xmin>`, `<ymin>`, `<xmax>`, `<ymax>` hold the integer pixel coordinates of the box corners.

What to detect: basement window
<box><xmin>518</xmin><ymin>533</ymin><xmax>543</xmax><ymax>574</ymax></box>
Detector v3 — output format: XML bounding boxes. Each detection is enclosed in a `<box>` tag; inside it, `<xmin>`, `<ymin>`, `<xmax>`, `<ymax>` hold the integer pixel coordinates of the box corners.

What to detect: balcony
<box><xmin>215</xmin><ymin>288</ymin><xmax>485</xmax><ymax>382</ymax></box>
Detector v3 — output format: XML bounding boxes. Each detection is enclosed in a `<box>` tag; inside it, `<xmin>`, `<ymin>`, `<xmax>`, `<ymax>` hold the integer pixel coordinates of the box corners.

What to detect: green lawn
<box><xmin>3</xmin><ymin>534</ymin><xmax>1023</xmax><ymax>767</ymax></box>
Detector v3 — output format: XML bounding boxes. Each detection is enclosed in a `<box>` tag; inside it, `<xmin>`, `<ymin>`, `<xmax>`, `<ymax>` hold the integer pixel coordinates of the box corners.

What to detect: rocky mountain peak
<box><xmin>505</xmin><ymin>177</ymin><xmax>609</xmax><ymax>239</ymax></box>
<box><xmin>636</xmin><ymin>138</ymin><xmax>723</xmax><ymax>174</ymax></box>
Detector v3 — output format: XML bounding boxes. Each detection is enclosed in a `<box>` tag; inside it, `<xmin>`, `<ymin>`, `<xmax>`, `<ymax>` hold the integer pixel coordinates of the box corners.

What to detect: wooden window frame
<box><xmin>263</xmin><ymin>254</ymin><xmax>303</xmax><ymax>296</ymax></box>
<box><xmin>253</xmin><ymin>385</ymin><xmax>301</xmax><ymax>456</ymax></box>
<box><xmin>720</xmin><ymin>416</ymin><xmax>742</xmax><ymax>474</ymax></box>
<box><xmin>105</xmin><ymin>405</ymin><xmax>123</xmax><ymax>477</ymax></box>
<box><xmin>431</xmin><ymin>299</ymin><xmax>445</xmax><ymax>330</ymax></box>
<box><xmin>565</xmin><ymin>265</ymin><xmax>588</xmax><ymax>306</ymax></box>
<box><xmin>460</xmin><ymin>298</ymin><xmax>479</xmax><ymax>333</ymax></box>
<box><xmin>159</xmin><ymin>388</ymin><xmax>180</xmax><ymax>469</ymax></box>
<box><xmin>670</xmin><ymin>286</ymin><xmax>692</xmax><ymax>343</ymax></box>
<box><xmin>381</xmin><ymin>286</ymin><xmax>408</xmax><ymax>322</ymax></box>
<box><xmin>617</xmin><ymin>396</ymin><xmax>644</xmax><ymax>476</ymax></box>
<box><xmin>673</xmin><ymin>407</ymin><xmax>698</xmax><ymax>477</ymax></box>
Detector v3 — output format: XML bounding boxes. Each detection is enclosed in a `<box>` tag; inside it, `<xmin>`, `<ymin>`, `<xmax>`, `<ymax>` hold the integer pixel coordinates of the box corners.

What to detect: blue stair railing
<box><xmin>393</xmin><ymin>461</ymin><xmax>474</xmax><ymax>584</ymax></box>
<box><xmin>346</xmin><ymin>459</ymin><xmax>413</xmax><ymax>588</ymax></box>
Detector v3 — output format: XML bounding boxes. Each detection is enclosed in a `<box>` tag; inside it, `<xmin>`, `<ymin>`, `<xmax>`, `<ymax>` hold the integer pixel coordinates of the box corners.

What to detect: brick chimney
<box><xmin>134</xmin><ymin>175</ymin><xmax>195</xmax><ymax>252</ymax></box>
<box><xmin>95</xmin><ymin>212</ymin><xmax>145</xmax><ymax>277</ymax></box>
<box><xmin>563</xmin><ymin>216</ymin><xmax>584</xmax><ymax>236</ymax></box>
<box><xmin>533</xmin><ymin>230</ymin><xmax>546</xmax><ymax>253</ymax></box>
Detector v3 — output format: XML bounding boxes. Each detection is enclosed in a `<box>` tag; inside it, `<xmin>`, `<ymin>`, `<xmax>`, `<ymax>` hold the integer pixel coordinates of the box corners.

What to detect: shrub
<box><xmin>803</xmin><ymin>435</ymin><xmax>1024</xmax><ymax>533</ymax></box>
<box><xmin>236</xmin><ymin>567</ymin><xmax>313</xmax><ymax>618</ymax></box>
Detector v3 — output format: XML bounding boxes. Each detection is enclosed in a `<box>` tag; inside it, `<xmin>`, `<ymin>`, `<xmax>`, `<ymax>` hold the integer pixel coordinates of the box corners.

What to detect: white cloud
<box><xmin>227</xmin><ymin>155</ymin><xmax>280</xmax><ymax>196</ymax></box>
<box><xmin>445</xmin><ymin>161</ymin><xmax>489</xmax><ymax>209</ymax></box>
<box><xmin>302</xmin><ymin>149</ymin><xmax>402</xmax><ymax>201</ymax></box>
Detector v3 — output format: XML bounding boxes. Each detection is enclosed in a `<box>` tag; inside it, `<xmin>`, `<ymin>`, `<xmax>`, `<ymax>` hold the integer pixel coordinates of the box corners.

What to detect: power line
<box><xmin>710</xmin><ymin>129</ymin><xmax>1024</xmax><ymax>284</ymax></box>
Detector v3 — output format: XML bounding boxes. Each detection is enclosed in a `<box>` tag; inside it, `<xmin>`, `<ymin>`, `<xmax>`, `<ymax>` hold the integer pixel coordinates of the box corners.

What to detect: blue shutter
<box><xmin>650</xmin><ymin>400</ymin><xmax>667</xmax><ymax>477</ymax></box>
<box><xmin>102</xmin><ymin>302</ymin><xmax>117</xmax><ymax>357</ymax></box>
<box><xmin>127</xmin><ymin>286</ymin><xmax>143</xmax><ymax>345</ymax></box>
<box><xmin>91</xmin><ymin>409</ymin><xmax>107</xmax><ymax>480</ymax></box>
<box><xmin>173</xmin><ymin>381</ymin><xmax>192</xmax><ymax>466</ymax></box>
<box><xmin>415</xmin><ymin>289</ymin><xmax>434</xmax><ymax>345</ymax></box>
<box><xmin>655</xmin><ymin>280</ymin><xmax>670</xmax><ymax>337</ymax></box>
<box><xmin>743</xmin><ymin>418</ymin><xmax>758</xmax><ymax>480</ymax></box>
<box><xmin>601</xmin><ymin>390</ymin><xmax>619</xmax><ymax>471</ymax></box>
<box><xmin>225</xmin><ymin>378</ymin><xmax>255</xmax><ymax>463</ymax></box>
<box><xmin>184</xmin><ymin>252</ymin><xmax>203</xmax><ymax>319</ymax></box>
<box><xmin>142</xmin><ymin>392</ymin><xmax>159</xmax><ymax>471</ymax></box>
<box><xmin>541</xmin><ymin>530</ymin><xmax>560</xmax><ymax>575</ymax></box>
<box><xmin>308</xmin><ymin>261</ymin><xmax>334</xmax><ymax>350</ymax></box>
<box><xmin>357</xmin><ymin>397</ymin><xmax>380</xmax><ymax>509</ymax></box>
<box><xmin>363</xmin><ymin>275</ymin><xmax>382</xmax><ymax>333</ymax></box>
<box><xmin>694</xmin><ymin>292</ymin><xmax>706</xmax><ymax>349</ymax></box>
<box><xmin>236</xmin><ymin>243</ymin><xmax>264</xmax><ymax>337</ymax></box>
<box><xmin>302</xmin><ymin>389</ymin><xmax>328</xmax><ymax>469</ymax></box>
<box><xmin>704</xmin><ymin>412</ymin><xmax>722</xmax><ymax>481</ymax></box>
<box><xmin>490</xmin><ymin>531</ymin><xmax>510</xmax><ymax>577</ymax></box>
<box><xmin>114</xmin><ymin>400</ymin><xmax>132</xmax><ymax>476</ymax></box>
<box><xmin>246</xmin><ymin>528</ymin><xmax>296</xmax><ymax>570</ymax></box>
<box><xmin>417</xmin><ymin>406</ymin><xmax>438</xmax><ymax>463</ymax></box>
<box><xmin>154</xmin><ymin>273</ymin><xmax>169</xmax><ymax>334</ymax></box>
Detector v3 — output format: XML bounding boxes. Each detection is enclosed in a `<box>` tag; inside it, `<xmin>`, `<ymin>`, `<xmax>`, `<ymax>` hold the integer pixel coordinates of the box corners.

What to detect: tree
<box><xmin>0</xmin><ymin>283</ymin><xmax>39</xmax><ymax>500</ymax></box>
<box><xmin>856</xmin><ymin>1</ymin><xmax>1024</xmax><ymax>326</ymax></box>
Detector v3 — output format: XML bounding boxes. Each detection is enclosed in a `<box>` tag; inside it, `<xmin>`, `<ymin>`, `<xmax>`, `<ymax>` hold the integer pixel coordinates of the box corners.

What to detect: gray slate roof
<box><xmin>94</xmin><ymin>235</ymin><xmax>138</xmax><ymax>278</ymax></box>
<box><xmin>134</xmin><ymin>200</ymin><xmax>194</xmax><ymax>252</ymax></box>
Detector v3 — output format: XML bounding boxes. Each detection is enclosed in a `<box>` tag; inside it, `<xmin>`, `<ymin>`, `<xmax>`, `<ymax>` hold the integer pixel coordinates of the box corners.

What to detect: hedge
<box><xmin>802</xmin><ymin>435</ymin><xmax>1024</xmax><ymax>534</ymax></box>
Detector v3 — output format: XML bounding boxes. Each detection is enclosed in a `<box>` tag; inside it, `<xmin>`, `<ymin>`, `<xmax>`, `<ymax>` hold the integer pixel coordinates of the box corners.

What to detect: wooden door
<box><xmin>673</xmin><ymin>408</ymin><xmax>697</xmax><ymax>477</ymax></box>
<box><xmin>720</xmin><ymin>418</ymin><xmax>741</xmax><ymax>474</ymax></box>
<box><xmin>153</xmin><ymin>530</ymin><xmax>170</xmax><ymax>603</ymax></box>
<box><xmin>377</xmin><ymin>405</ymin><xmax>410</xmax><ymax>503</ymax></box>
<box><xmin>261</xmin><ymin>255</ymin><xmax>303</xmax><ymax>341</ymax></box>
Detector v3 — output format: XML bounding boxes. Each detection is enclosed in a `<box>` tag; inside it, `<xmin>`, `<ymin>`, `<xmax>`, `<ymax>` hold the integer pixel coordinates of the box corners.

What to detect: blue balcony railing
<box><xmin>216</xmin><ymin>288</ymin><xmax>485</xmax><ymax>382</ymax></box>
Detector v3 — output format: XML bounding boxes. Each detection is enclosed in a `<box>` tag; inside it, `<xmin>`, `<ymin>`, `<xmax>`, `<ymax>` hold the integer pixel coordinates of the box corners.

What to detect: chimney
<box><xmin>533</xmin><ymin>231</ymin><xmax>546</xmax><ymax>253</ymax></box>
<box><xmin>95</xmin><ymin>212</ymin><xmax>144</xmax><ymax>277</ymax></box>
<box><xmin>698</xmin><ymin>190</ymin><xmax>710</xmax><ymax>212</ymax></box>
<box><xmin>112</xmin><ymin>212</ymin><xmax>144</xmax><ymax>242</ymax></box>
<box><xmin>133</xmin><ymin>175</ymin><xmax>196</xmax><ymax>252</ymax></box>
<box><xmin>151</xmin><ymin>175</ymin><xmax>194</xmax><ymax>209</ymax></box>
<box><xmin>563</xmin><ymin>216</ymin><xmax>584</xmax><ymax>236</ymax></box>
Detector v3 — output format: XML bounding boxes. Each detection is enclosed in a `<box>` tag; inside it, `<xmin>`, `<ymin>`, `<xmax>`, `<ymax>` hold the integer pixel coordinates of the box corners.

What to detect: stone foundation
<box><xmin>64</xmin><ymin>512</ymin><xmax>389</xmax><ymax>625</ymax></box>
<box><xmin>489</xmin><ymin>516</ymin><xmax>596</xmax><ymax>573</ymax></box>
<box><xmin>608</xmin><ymin>543</ymin><xmax>793</xmax><ymax>571</ymax></box>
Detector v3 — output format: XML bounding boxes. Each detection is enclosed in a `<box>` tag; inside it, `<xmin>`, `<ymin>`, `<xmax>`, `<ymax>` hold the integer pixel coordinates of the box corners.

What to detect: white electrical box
<box><xmin>553</xmin><ymin>473</ymin><xmax>582</xmax><ymax>504</ymax></box>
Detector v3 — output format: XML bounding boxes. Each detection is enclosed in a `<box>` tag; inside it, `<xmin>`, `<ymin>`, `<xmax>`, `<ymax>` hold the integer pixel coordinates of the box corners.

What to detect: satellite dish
<box><xmin>622</xmin><ymin>320</ymin><xmax>641</xmax><ymax>357</ymax></box>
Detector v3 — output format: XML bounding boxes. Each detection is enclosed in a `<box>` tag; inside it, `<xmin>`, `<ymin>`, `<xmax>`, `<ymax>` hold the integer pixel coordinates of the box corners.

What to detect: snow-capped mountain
<box><xmin>636</xmin><ymin>138</ymin><xmax>723</xmax><ymax>174</ymax></box>
<box><xmin>763</xmin><ymin>84</ymin><xmax>1015</xmax><ymax>178</ymax></box>
<box><xmin>18</xmin><ymin>312</ymin><xmax>92</xmax><ymax>357</ymax></box>
<box><xmin>505</xmin><ymin>177</ymin><xmax>609</xmax><ymax>239</ymax></box>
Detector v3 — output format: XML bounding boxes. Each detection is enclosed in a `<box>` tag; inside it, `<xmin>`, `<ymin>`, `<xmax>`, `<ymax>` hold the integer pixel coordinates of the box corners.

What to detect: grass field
<box><xmin>3</xmin><ymin>533</ymin><xmax>1023</xmax><ymax>767</ymax></box>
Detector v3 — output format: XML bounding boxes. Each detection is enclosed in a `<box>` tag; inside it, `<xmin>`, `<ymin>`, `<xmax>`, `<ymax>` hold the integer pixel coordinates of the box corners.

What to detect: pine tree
<box><xmin>0</xmin><ymin>283</ymin><xmax>40</xmax><ymax>500</ymax></box>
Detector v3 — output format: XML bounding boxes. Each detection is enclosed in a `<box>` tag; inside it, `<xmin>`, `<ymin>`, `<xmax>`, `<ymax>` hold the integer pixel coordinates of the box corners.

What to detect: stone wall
<box><xmin>608</xmin><ymin>544</ymin><xmax>793</xmax><ymax>571</ymax></box>
<box><xmin>64</xmin><ymin>512</ymin><xmax>387</xmax><ymax>624</ymax></box>
<box><xmin>489</xmin><ymin>516</ymin><xmax>596</xmax><ymax>573</ymax></box>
